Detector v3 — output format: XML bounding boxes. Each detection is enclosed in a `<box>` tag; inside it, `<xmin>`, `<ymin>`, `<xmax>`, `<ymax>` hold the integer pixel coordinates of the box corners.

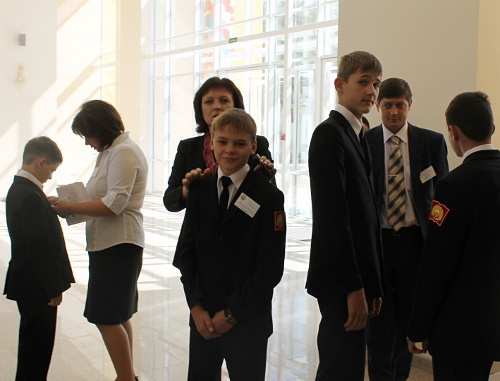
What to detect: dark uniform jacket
<box><xmin>175</xmin><ymin>169</ymin><xmax>286</xmax><ymax>338</ymax></box>
<box><xmin>408</xmin><ymin>150</ymin><xmax>500</xmax><ymax>361</ymax></box>
<box><xmin>307</xmin><ymin>110</ymin><xmax>384</xmax><ymax>300</ymax></box>
<box><xmin>4</xmin><ymin>176</ymin><xmax>74</xmax><ymax>302</ymax></box>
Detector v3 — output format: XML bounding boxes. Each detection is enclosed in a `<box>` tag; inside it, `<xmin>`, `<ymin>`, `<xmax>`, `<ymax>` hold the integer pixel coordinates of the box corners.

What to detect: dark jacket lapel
<box><xmin>331</xmin><ymin>111</ymin><xmax>377</xmax><ymax>201</ymax></box>
<box><xmin>366</xmin><ymin>126</ymin><xmax>386</xmax><ymax>211</ymax></box>
<box><xmin>408</xmin><ymin>124</ymin><xmax>426</xmax><ymax>197</ymax></box>
<box><xmin>220</xmin><ymin>170</ymin><xmax>257</xmax><ymax>226</ymax></box>
<box><xmin>331</xmin><ymin>111</ymin><xmax>365</xmax><ymax>159</ymax></box>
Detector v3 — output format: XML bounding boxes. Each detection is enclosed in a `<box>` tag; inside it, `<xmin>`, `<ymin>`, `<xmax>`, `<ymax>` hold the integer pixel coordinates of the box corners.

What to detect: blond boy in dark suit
<box><xmin>176</xmin><ymin>109</ymin><xmax>286</xmax><ymax>380</ymax></box>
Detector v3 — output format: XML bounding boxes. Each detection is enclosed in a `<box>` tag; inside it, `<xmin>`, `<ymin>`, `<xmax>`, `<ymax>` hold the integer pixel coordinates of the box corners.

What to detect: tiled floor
<box><xmin>0</xmin><ymin>195</ymin><xmax>497</xmax><ymax>380</ymax></box>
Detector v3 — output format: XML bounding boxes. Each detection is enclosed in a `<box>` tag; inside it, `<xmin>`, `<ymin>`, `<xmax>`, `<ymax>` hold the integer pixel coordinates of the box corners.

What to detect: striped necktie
<box><xmin>387</xmin><ymin>136</ymin><xmax>406</xmax><ymax>231</ymax></box>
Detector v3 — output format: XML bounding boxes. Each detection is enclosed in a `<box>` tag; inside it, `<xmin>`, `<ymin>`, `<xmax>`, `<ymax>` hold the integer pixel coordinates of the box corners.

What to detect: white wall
<box><xmin>340</xmin><ymin>0</ymin><xmax>480</xmax><ymax>170</ymax></box>
<box><xmin>0</xmin><ymin>0</ymin><xmax>106</xmax><ymax>197</ymax></box>
<box><xmin>478</xmin><ymin>0</ymin><xmax>500</xmax><ymax>151</ymax></box>
<box><xmin>0</xmin><ymin>0</ymin><xmax>58</xmax><ymax>196</ymax></box>
<box><xmin>54</xmin><ymin>0</ymin><xmax>105</xmax><ymax>189</ymax></box>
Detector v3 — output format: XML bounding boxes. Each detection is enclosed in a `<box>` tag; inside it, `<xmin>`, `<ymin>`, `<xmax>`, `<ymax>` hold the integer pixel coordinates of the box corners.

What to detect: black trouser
<box><xmin>432</xmin><ymin>356</ymin><xmax>492</xmax><ymax>381</ymax></box>
<box><xmin>16</xmin><ymin>301</ymin><xmax>57</xmax><ymax>381</ymax></box>
<box><xmin>316</xmin><ymin>296</ymin><xmax>367</xmax><ymax>381</ymax></box>
<box><xmin>188</xmin><ymin>325</ymin><xmax>268</xmax><ymax>381</ymax></box>
<box><xmin>367</xmin><ymin>226</ymin><xmax>423</xmax><ymax>381</ymax></box>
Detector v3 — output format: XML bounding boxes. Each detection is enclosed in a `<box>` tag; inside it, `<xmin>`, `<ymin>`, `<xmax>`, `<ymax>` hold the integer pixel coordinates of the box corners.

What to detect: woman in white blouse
<box><xmin>53</xmin><ymin>100</ymin><xmax>148</xmax><ymax>381</ymax></box>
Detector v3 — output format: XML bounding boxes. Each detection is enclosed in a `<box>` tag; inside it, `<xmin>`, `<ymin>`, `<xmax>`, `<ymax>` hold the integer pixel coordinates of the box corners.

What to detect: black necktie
<box><xmin>359</xmin><ymin>128</ymin><xmax>371</xmax><ymax>173</ymax></box>
<box><xmin>219</xmin><ymin>176</ymin><xmax>232</xmax><ymax>217</ymax></box>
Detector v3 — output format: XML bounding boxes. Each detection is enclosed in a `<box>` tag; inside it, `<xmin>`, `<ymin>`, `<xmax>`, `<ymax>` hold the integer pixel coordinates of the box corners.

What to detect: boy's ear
<box><xmin>210</xmin><ymin>136</ymin><xmax>215</xmax><ymax>151</ymax></box>
<box><xmin>250</xmin><ymin>140</ymin><xmax>257</xmax><ymax>155</ymax></box>
<box><xmin>35</xmin><ymin>157</ymin><xmax>47</xmax><ymax>167</ymax></box>
<box><xmin>334</xmin><ymin>77</ymin><xmax>344</xmax><ymax>93</ymax></box>
<box><xmin>449</xmin><ymin>125</ymin><xmax>460</xmax><ymax>141</ymax></box>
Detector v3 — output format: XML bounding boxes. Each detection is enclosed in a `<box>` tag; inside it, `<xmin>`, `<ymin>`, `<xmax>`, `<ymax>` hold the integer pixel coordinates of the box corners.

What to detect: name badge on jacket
<box><xmin>235</xmin><ymin>193</ymin><xmax>260</xmax><ymax>218</ymax></box>
<box><xmin>420</xmin><ymin>166</ymin><xmax>436</xmax><ymax>183</ymax></box>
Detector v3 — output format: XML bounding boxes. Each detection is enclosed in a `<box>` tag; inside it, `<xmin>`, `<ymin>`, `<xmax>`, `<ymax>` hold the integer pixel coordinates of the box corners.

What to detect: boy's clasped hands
<box><xmin>190</xmin><ymin>303</ymin><xmax>233</xmax><ymax>339</ymax></box>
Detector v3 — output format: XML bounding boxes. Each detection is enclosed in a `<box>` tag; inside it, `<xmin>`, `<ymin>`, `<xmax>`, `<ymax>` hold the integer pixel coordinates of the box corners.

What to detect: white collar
<box><xmin>217</xmin><ymin>163</ymin><xmax>250</xmax><ymax>190</ymax></box>
<box><xmin>463</xmin><ymin>143</ymin><xmax>496</xmax><ymax>160</ymax></box>
<box><xmin>334</xmin><ymin>104</ymin><xmax>364</xmax><ymax>139</ymax></box>
<box><xmin>16</xmin><ymin>169</ymin><xmax>44</xmax><ymax>190</ymax></box>
<box><xmin>107</xmin><ymin>131</ymin><xmax>129</xmax><ymax>152</ymax></box>
<box><xmin>382</xmin><ymin>122</ymin><xmax>409</xmax><ymax>144</ymax></box>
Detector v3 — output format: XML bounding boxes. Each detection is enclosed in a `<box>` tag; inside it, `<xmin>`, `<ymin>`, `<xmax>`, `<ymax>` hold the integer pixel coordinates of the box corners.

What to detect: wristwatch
<box><xmin>224</xmin><ymin>308</ymin><xmax>238</xmax><ymax>326</ymax></box>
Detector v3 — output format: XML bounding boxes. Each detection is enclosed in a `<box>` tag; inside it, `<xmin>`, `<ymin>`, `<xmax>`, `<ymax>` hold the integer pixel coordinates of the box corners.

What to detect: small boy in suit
<box><xmin>175</xmin><ymin>108</ymin><xmax>286</xmax><ymax>380</ymax></box>
<box><xmin>4</xmin><ymin>136</ymin><xmax>75</xmax><ymax>381</ymax></box>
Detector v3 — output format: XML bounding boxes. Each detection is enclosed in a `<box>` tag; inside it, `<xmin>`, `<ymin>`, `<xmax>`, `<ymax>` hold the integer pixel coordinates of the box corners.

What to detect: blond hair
<box><xmin>211</xmin><ymin>108</ymin><xmax>257</xmax><ymax>142</ymax></box>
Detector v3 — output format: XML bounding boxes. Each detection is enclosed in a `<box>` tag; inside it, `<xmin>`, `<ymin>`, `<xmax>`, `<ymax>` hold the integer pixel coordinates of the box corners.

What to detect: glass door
<box><xmin>321</xmin><ymin>57</ymin><xmax>338</xmax><ymax>118</ymax></box>
<box><xmin>288</xmin><ymin>67</ymin><xmax>316</xmax><ymax>220</ymax></box>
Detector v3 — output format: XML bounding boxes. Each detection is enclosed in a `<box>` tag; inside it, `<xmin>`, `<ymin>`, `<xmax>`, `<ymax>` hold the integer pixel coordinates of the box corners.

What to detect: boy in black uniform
<box><xmin>407</xmin><ymin>92</ymin><xmax>500</xmax><ymax>380</ymax></box>
<box><xmin>175</xmin><ymin>108</ymin><xmax>286</xmax><ymax>380</ymax></box>
<box><xmin>4</xmin><ymin>136</ymin><xmax>74</xmax><ymax>381</ymax></box>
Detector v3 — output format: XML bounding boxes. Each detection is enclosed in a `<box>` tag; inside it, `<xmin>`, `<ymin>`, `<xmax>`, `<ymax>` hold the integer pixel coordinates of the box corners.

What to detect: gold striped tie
<box><xmin>387</xmin><ymin>136</ymin><xmax>406</xmax><ymax>231</ymax></box>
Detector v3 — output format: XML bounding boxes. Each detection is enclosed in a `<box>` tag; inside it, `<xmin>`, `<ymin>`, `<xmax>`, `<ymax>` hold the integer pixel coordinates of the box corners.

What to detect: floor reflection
<box><xmin>0</xmin><ymin>195</ymin><xmax>448</xmax><ymax>380</ymax></box>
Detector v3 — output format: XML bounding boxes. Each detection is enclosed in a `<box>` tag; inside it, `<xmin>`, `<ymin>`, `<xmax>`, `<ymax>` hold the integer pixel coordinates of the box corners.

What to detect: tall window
<box><xmin>147</xmin><ymin>0</ymin><xmax>339</xmax><ymax>220</ymax></box>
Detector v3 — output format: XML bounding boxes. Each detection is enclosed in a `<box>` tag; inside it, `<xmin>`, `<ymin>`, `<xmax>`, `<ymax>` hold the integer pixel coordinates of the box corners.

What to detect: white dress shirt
<box><xmin>217</xmin><ymin>164</ymin><xmax>250</xmax><ymax>208</ymax></box>
<box><xmin>335</xmin><ymin>104</ymin><xmax>364</xmax><ymax>140</ymax></box>
<box><xmin>85</xmin><ymin>132</ymin><xmax>148</xmax><ymax>252</ymax></box>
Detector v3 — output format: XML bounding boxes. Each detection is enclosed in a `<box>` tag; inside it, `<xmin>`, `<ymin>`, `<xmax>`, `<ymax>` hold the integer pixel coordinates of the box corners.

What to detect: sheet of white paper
<box><xmin>56</xmin><ymin>182</ymin><xmax>94</xmax><ymax>225</ymax></box>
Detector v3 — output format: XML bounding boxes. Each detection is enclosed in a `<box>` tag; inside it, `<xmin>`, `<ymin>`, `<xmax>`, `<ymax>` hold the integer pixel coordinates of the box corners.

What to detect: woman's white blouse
<box><xmin>85</xmin><ymin>132</ymin><xmax>148</xmax><ymax>252</ymax></box>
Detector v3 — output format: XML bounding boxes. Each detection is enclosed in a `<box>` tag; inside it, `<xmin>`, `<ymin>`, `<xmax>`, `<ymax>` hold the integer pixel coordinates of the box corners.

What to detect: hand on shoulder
<box><xmin>181</xmin><ymin>168</ymin><xmax>211</xmax><ymax>200</ymax></box>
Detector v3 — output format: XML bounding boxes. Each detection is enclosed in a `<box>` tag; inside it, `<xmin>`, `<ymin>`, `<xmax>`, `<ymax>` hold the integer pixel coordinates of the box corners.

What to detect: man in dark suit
<box><xmin>175</xmin><ymin>109</ymin><xmax>286</xmax><ymax>380</ymax></box>
<box><xmin>365</xmin><ymin>78</ymin><xmax>448</xmax><ymax>381</ymax></box>
<box><xmin>407</xmin><ymin>91</ymin><xmax>500</xmax><ymax>381</ymax></box>
<box><xmin>4</xmin><ymin>136</ymin><xmax>75</xmax><ymax>381</ymax></box>
<box><xmin>307</xmin><ymin>51</ymin><xmax>385</xmax><ymax>380</ymax></box>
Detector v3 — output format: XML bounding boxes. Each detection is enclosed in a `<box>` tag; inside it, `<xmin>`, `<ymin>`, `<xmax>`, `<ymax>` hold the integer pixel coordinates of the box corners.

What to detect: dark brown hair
<box><xmin>445</xmin><ymin>91</ymin><xmax>494</xmax><ymax>142</ymax></box>
<box><xmin>193</xmin><ymin>77</ymin><xmax>245</xmax><ymax>133</ymax></box>
<box><xmin>377</xmin><ymin>78</ymin><xmax>412</xmax><ymax>104</ymax></box>
<box><xmin>72</xmin><ymin>100</ymin><xmax>124</xmax><ymax>148</ymax></box>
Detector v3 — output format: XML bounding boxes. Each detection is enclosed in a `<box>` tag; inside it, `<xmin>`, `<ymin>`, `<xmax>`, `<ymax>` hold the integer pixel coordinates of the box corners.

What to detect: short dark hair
<box><xmin>211</xmin><ymin>108</ymin><xmax>256</xmax><ymax>143</ymax></box>
<box><xmin>72</xmin><ymin>100</ymin><xmax>125</xmax><ymax>148</ymax></box>
<box><xmin>377</xmin><ymin>78</ymin><xmax>412</xmax><ymax>104</ymax></box>
<box><xmin>337</xmin><ymin>51</ymin><xmax>382</xmax><ymax>82</ymax></box>
<box><xmin>23</xmin><ymin>136</ymin><xmax>62</xmax><ymax>165</ymax></box>
<box><xmin>445</xmin><ymin>91</ymin><xmax>494</xmax><ymax>142</ymax></box>
<box><xmin>193</xmin><ymin>77</ymin><xmax>245</xmax><ymax>133</ymax></box>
